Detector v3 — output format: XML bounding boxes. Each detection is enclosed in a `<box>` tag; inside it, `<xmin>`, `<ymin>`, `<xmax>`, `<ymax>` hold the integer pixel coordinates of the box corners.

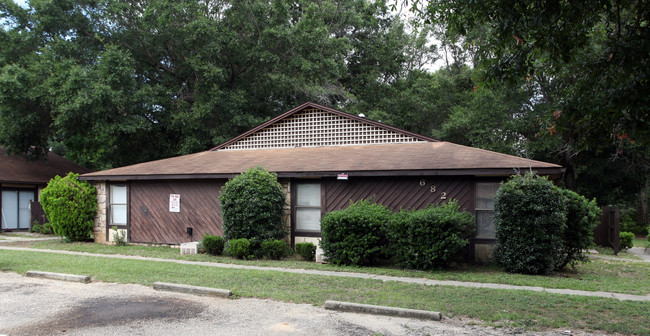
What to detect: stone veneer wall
<box><xmin>93</xmin><ymin>182</ymin><xmax>107</xmax><ymax>243</ymax></box>
<box><xmin>279</xmin><ymin>178</ymin><xmax>291</xmax><ymax>243</ymax></box>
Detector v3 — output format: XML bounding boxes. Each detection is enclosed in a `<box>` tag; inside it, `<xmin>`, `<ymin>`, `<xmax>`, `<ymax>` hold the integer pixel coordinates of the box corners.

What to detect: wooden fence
<box><xmin>593</xmin><ymin>206</ymin><xmax>620</xmax><ymax>254</ymax></box>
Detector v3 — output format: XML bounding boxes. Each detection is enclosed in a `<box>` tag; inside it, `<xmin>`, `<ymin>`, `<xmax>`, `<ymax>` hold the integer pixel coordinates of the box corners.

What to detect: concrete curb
<box><xmin>25</xmin><ymin>271</ymin><xmax>90</xmax><ymax>283</ymax></box>
<box><xmin>153</xmin><ymin>282</ymin><xmax>232</xmax><ymax>298</ymax></box>
<box><xmin>324</xmin><ymin>300</ymin><xmax>442</xmax><ymax>321</ymax></box>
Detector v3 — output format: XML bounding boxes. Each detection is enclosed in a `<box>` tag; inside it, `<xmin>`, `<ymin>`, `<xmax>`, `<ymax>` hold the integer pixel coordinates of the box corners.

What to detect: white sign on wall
<box><xmin>169</xmin><ymin>194</ymin><xmax>181</xmax><ymax>212</ymax></box>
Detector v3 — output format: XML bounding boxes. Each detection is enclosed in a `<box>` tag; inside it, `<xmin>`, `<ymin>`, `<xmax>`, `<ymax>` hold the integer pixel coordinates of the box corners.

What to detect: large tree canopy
<box><xmin>0</xmin><ymin>0</ymin><xmax>436</xmax><ymax>169</ymax></box>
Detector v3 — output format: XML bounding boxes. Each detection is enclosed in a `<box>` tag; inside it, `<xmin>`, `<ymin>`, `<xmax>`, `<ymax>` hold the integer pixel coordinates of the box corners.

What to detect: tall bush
<box><xmin>557</xmin><ymin>189</ymin><xmax>601</xmax><ymax>269</ymax></box>
<box><xmin>387</xmin><ymin>200</ymin><xmax>474</xmax><ymax>270</ymax></box>
<box><xmin>220</xmin><ymin>167</ymin><xmax>286</xmax><ymax>241</ymax></box>
<box><xmin>40</xmin><ymin>172</ymin><xmax>97</xmax><ymax>242</ymax></box>
<box><xmin>493</xmin><ymin>172</ymin><xmax>566</xmax><ymax>275</ymax></box>
<box><xmin>320</xmin><ymin>199</ymin><xmax>392</xmax><ymax>266</ymax></box>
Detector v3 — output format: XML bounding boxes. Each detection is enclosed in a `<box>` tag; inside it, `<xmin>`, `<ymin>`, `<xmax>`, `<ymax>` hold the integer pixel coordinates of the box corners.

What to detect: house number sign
<box><xmin>419</xmin><ymin>179</ymin><xmax>447</xmax><ymax>200</ymax></box>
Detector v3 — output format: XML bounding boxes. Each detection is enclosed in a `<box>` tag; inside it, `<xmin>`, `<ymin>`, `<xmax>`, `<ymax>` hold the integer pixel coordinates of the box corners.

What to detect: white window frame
<box><xmin>109</xmin><ymin>184</ymin><xmax>128</xmax><ymax>227</ymax></box>
<box><xmin>294</xmin><ymin>182</ymin><xmax>322</xmax><ymax>233</ymax></box>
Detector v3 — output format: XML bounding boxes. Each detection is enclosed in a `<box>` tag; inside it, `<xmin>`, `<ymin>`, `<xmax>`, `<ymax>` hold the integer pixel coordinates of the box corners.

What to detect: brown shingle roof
<box><xmin>81</xmin><ymin>142</ymin><xmax>563</xmax><ymax>180</ymax></box>
<box><xmin>0</xmin><ymin>148</ymin><xmax>92</xmax><ymax>185</ymax></box>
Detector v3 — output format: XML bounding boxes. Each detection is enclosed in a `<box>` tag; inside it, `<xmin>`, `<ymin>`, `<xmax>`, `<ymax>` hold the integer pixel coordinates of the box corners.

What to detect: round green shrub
<box><xmin>557</xmin><ymin>188</ymin><xmax>602</xmax><ymax>269</ymax></box>
<box><xmin>202</xmin><ymin>234</ymin><xmax>225</xmax><ymax>255</ymax></box>
<box><xmin>42</xmin><ymin>223</ymin><xmax>54</xmax><ymax>234</ymax></box>
<box><xmin>295</xmin><ymin>242</ymin><xmax>317</xmax><ymax>261</ymax></box>
<box><xmin>493</xmin><ymin>172</ymin><xmax>566</xmax><ymax>275</ymax></box>
<box><xmin>40</xmin><ymin>172</ymin><xmax>97</xmax><ymax>242</ymax></box>
<box><xmin>387</xmin><ymin>200</ymin><xmax>474</xmax><ymax>270</ymax></box>
<box><xmin>220</xmin><ymin>167</ymin><xmax>286</xmax><ymax>241</ymax></box>
<box><xmin>228</xmin><ymin>238</ymin><xmax>252</xmax><ymax>259</ymax></box>
<box><xmin>320</xmin><ymin>199</ymin><xmax>392</xmax><ymax>266</ymax></box>
<box><xmin>620</xmin><ymin>231</ymin><xmax>634</xmax><ymax>250</ymax></box>
<box><xmin>259</xmin><ymin>239</ymin><xmax>291</xmax><ymax>260</ymax></box>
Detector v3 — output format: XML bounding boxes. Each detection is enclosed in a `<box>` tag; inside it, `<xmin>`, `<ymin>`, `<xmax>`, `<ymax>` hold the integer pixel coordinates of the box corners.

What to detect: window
<box><xmin>295</xmin><ymin>183</ymin><xmax>321</xmax><ymax>232</ymax></box>
<box><xmin>1</xmin><ymin>190</ymin><xmax>34</xmax><ymax>229</ymax></box>
<box><xmin>475</xmin><ymin>183</ymin><xmax>499</xmax><ymax>238</ymax></box>
<box><xmin>109</xmin><ymin>184</ymin><xmax>127</xmax><ymax>226</ymax></box>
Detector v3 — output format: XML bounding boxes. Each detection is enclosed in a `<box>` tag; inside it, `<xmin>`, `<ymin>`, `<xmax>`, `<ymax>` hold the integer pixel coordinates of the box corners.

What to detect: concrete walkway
<box><xmin>1</xmin><ymin>246</ymin><xmax>649</xmax><ymax>302</ymax></box>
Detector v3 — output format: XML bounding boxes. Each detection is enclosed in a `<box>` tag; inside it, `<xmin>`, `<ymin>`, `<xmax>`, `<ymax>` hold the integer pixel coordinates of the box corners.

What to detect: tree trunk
<box><xmin>561</xmin><ymin>151</ymin><xmax>577</xmax><ymax>191</ymax></box>
<box><xmin>637</xmin><ymin>176</ymin><xmax>649</xmax><ymax>228</ymax></box>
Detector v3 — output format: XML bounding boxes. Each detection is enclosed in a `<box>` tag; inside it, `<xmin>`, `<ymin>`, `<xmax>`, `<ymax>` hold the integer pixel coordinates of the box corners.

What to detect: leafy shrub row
<box><xmin>202</xmin><ymin>235</ymin><xmax>225</xmax><ymax>255</ymax></box>
<box><xmin>295</xmin><ymin>242</ymin><xmax>317</xmax><ymax>261</ymax></box>
<box><xmin>321</xmin><ymin>199</ymin><xmax>475</xmax><ymax>268</ymax></box>
<box><xmin>30</xmin><ymin>222</ymin><xmax>54</xmax><ymax>234</ymax></box>
<box><xmin>494</xmin><ymin>173</ymin><xmax>602</xmax><ymax>275</ymax></box>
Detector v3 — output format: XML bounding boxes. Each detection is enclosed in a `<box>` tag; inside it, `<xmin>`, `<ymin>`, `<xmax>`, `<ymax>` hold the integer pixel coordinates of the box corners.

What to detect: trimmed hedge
<box><xmin>620</xmin><ymin>231</ymin><xmax>634</xmax><ymax>250</ymax></box>
<box><xmin>259</xmin><ymin>239</ymin><xmax>291</xmax><ymax>259</ymax></box>
<box><xmin>320</xmin><ymin>199</ymin><xmax>392</xmax><ymax>266</ymax></box>
<box><xmin>557</xmin><ymin>189</ymin><xmax>601</xmax><ymax>269</ymax></box>
<box><xmin>387</xmin><ymin>200</ymin><xmax>474</xmax><ymax>270</ymax></box>
<box><xmin>295</xmin><ymin>242</ymin><xmax>317</xmax><ymax>261</ymax></box>
<box><xmin>228</xmin><ymin>238</ymin><xmax>252</xmax><ymax>259</ymax></box>
<box><xmin>202</xmin><ymin>235</ymin><xmax>225</xmax><ymax>255</ymax></box>
<box><xmin>493</xmin><ymin>173</ymin><xmax>566</xmax><ymax>275</ymax></box>
<box><xmin>40</xmin><ymin>172</ymin><xmax>97</xmax><ymax>242</ymax></box>
<box><xmin>220</xmin><ymin>167</ymin><xmax>286</xmax><ymax>241</ymax></box>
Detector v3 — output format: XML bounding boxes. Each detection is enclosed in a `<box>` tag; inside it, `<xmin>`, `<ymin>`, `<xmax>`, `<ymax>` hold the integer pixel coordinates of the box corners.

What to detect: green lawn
<box><xmin>8</xmin><ymin>240</ymin><xmax>650</xmax><ymax>296</ymax></box>
<box><xmin>633</xmin><ymin>237</ymin><xmax>648</xmax><ymax>248</ymax></box>
<box><xmin>0</xmin><ymin>249</ymin><xmax>648</xmax><ymax>335</ymax></box>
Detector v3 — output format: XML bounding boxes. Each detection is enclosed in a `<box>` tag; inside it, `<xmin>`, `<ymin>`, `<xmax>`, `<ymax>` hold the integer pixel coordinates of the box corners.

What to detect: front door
<box><xmin>1</xmin><ymin>190</ymin><xmax>35</xmax><ymax>230</ymax></box>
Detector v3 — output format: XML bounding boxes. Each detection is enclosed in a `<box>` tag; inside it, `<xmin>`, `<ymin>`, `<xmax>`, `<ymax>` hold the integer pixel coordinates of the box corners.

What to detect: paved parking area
<box><xmin>0</xmin><ymin>272</ymin><xmax>599</xmax><ymax>336</ymax></box>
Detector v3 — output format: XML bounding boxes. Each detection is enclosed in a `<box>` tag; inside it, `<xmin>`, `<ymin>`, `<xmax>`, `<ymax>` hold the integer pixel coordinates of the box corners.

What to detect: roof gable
<box><xmin>0</xmin><ymin>148</ymin><xmax>92</xmax><ymax>185</ymax></box>
<box><xmin>212</xmin><ymin>102</ymin><xmax>437</xmax><ymax>151</ymax></box>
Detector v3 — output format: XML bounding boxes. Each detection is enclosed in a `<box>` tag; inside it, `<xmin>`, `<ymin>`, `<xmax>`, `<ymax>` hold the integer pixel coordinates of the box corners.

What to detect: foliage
<box><xmin>30</xmin><ymin>223</ymin><xmax>43</xmax><ymax>233</ymax></box>
<box><xmin>619</xmin><ymin>232</ymin><xmax>634</xmax><ymax>250</ymax></box>
<box><xmin>220</xmin><ymin>167</ymin><xmax>286</xmax><ymax>241</ymax></box>
<box><xmin>259</xmin><ymin>240</ymin><xmax>291</xmax><ymax>260</ymax></box>
<box><xmin>557</xmin><ymin>189</ymin><xmax>601</xmax><ymax>269</ymax></box>
<box><xmin>111</xmin><ymin>226</ymin><xmax>127</xmax><ymax>246</ymax></box>
<box><xmin>295</xmin><ymin>242</ymin><xmax>317</xmax><ymax>261</ymax></box>
<box><xmin>202</xmin><ymin>235</ymin><xmax>224</xmax><ymax>256</ymax></box>
<box><xmin>227</xmin><ymin>238</ymin><xmax>253</xmax><ymax>260</ymax></box>
<box><xmin>0</xmin><ymin>0</ymin><xmax>435</xmax><ymax>169</ymax></box>
<box><xmin>493</xmin><ymin>173</ymin><xmax>566</xmax><ymax>275</ymax></box>
<box><xmin>387</xmin><ymin>200</ymin><xmax>474</xmax><ymax>270</ymax></box>
<box><xmin>39</xmin><ymin>172</ymin><xmax>97</xmax><ymax>242</ymax></box>
<box><xmin>41</xmin><ymin>223</ymin><xmax>54</xmax><ymax>235</ymax></box>
<box><xmin>320</xmin><ymin>199</ymin><xmax>392</xmax><ymax>266</ymax></box>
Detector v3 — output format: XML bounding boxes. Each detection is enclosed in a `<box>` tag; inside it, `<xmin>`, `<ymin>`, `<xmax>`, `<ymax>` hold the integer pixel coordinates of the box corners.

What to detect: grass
<box><xmin>6</xmin><ymin>240</ymin><xmax>650</xmax><ymax>296</ymax></box>
<box><xmin>0</xmin><ymin>249</ymin><xmax>648</xmax><ymax>335</ymax></box>
<box><xmin>633</xmin><ymin>237</ymin><xmax>648</xmax><ymax>248</ymax></box>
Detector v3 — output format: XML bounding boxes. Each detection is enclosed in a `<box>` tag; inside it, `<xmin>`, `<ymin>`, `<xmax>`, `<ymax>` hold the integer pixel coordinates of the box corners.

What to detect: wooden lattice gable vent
<box><xmin>212</xmin><ymin>102</ymin><xmax>437</xmax><ymax>151</ymax></box>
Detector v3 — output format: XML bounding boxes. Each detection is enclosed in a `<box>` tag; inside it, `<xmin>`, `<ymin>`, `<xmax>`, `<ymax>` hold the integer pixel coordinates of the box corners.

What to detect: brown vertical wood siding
<box><xmin>323</xmin><ymin>176</ymin><xmax>473</xmax><ymax>213</ymax></box>
<box><xmin>129</xmin><ymin>180</ymin><xmax>225</xmax><ymax>244</ymax></box>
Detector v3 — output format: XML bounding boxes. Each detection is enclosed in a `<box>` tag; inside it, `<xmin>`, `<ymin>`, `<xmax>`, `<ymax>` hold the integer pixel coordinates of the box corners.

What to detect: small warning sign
<box><xmin>337</xmin><ymin>173</ymin><xmax>348</xmax><ymax>180</ymax></box>
<box><xmin>169</xmin><ymin>194</ymin><xmax>180</xmax><ymax>212</ymax></box>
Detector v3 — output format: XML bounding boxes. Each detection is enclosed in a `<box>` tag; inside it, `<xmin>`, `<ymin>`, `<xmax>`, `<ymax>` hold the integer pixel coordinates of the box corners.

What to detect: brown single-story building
<box><xmin>80</xmin><ymin>102</ymin><xmax>564</xmax><ymax>260</ymax></box>
<box><xmin>0</xmin><ymin>148</ymin><xmax>91</xmax><ymax>230</ymax></box>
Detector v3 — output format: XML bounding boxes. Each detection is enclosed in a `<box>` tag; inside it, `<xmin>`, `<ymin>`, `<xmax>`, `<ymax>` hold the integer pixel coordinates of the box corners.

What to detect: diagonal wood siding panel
<box><xmin>324</xmin><ymin>177</ymin><xmax>473</xmax><ymax>213</ymax></box>
<box><xmin>129</xmin><ymin>180</ymin><xmax>225</xmax><ymax>244</ymax></box>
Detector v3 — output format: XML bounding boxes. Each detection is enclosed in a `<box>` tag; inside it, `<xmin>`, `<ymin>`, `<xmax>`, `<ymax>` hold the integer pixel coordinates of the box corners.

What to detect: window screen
<box><xmin>295</xmin><ymin>183</ymin><xmax>321</xmax><ymax>232</ymax></box>
<box><xmin>110</xmin><ymin>184</ymin><xmax>127</xmax><ymax>225</ymax></box>
<box><xmin>475</xmin><ymin>183</ymin><xmax>499</xmax><ymax>238</ymax></box>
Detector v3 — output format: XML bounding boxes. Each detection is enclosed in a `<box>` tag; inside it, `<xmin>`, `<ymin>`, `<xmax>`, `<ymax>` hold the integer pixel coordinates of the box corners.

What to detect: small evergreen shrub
<box><xmin>220</xmin><ymin>167</ymin><xmax>286</xmax><ymax>241</ymax></box>
<box><xmin>320</xmin><ymin>199</ymin><xmax>392</xmax><ymax>266</ymax></box>
<box><xmin>42</xmin><ymin>223</ymin><xmax>54</xmax><ymax>234</ymax></box>
<box><xmin>30</xmin><ymin>223</ymin><xmax>43</xmax><ymax>233</ymax></box>
<box><xmin>493</xmin><ymin>172</ymin><xmax>566</xmax><ymax>275</ymax></box>
<box><xmin>228</xmin><ymin>238</ymin><xmax>252</xmax><ymax>259</ymax></box>
<box><xmin>620</xmin><ymin>232</ymin><xmax>634</xmax><ymax>250</ymax></box>
<box><xmin>260</xmin><ymin>239</ymin><xmax>291</xmax><ymax>259</ymax></box>
<box><xmin>40</xmin><ymin>172</ymin><xmax>97</xmax><ymax>242</ymax></box>
<box><xmin>557</xmin><ymin>189</ymin><xmax>602</xmax><ymax>269</ymax></box>
<box><xmin>387</xmin><ymin>200</ymin><xmax>474</xmax><ymax>270</ymax></box>
<box><xmin>295</xmin><ymin>242</ymin><xmax>317</xmax><ymax>261</ymax></box>
<box><xmin>202</xmin><ymin>235</ymin><xmax>225</xmax><ymax>255</ymax></box>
